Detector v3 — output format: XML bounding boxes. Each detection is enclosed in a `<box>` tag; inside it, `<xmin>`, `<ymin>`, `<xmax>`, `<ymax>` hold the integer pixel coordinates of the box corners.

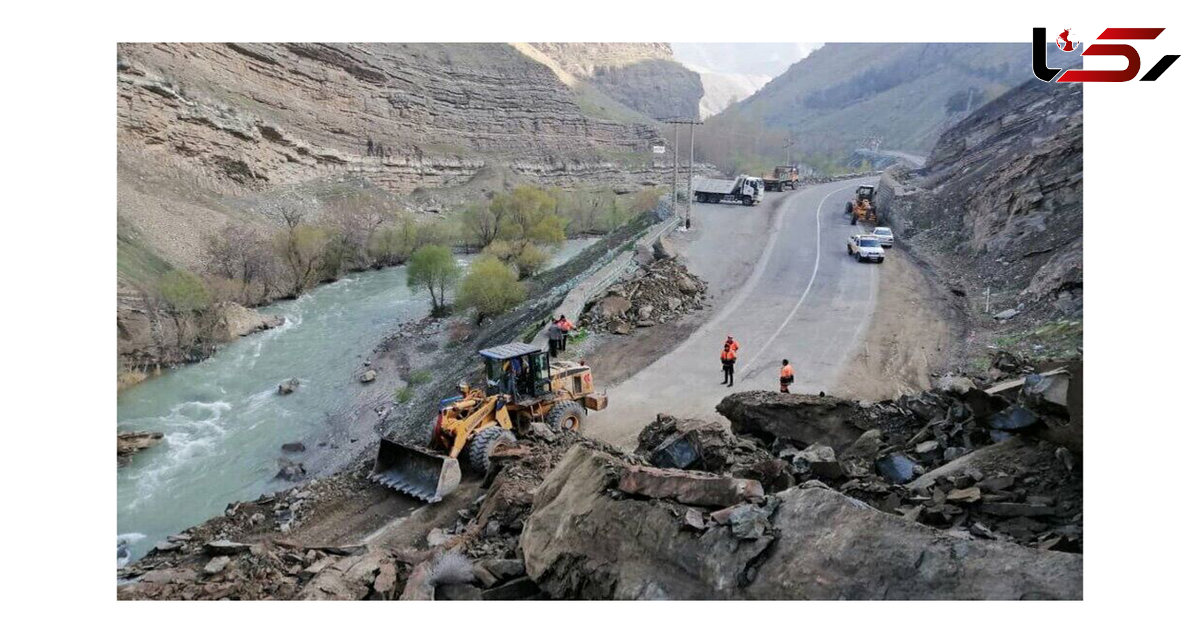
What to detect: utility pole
<box><xmin>688</xmin><ymin>120</ymin><xmax>696</xmax><ymax>230</ymax></box>
<box><xmin>673</xmin><ymin>122</ymin><xmax>680</xmax><ymax>221</ymax></box>
<box><xmin>784</xmin><ymin>134</ymin><xmax>796</xmax><ymax>166</ymax></box>
<box><xmin>665</xmin><ymin>118</ymin><xmax>702</xmax><ymax>230</ymax></box>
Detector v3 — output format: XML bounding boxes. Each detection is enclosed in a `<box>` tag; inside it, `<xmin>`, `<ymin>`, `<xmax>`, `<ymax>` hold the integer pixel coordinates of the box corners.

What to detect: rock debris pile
<box><xmin>581</xmin><ymin>255</ymin><xmax>707</xmax><ymax>335</ymax></box>
<box><xmin>118</xmin><ymin>360</ymin><xmax>1081</xmax><ymax>601</ymax></box>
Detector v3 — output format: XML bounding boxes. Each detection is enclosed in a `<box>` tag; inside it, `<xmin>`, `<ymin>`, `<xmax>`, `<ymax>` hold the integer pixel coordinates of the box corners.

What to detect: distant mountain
<box><xmin>697</xmin><ymin>43</ymin><xmax>1070</xmax><ymax>170</ymax></box>
<box><xmin>671</xmin><ymin>43</ymin><xmax>820</xmax><ymax>77</ymax></box>
<box><xmin>671</xmin><ymin>43</ymin><xmax>820</xmax><ymax>118</ymax></box>
<box><xmin>686</xmin><ymin>68</ymin><xmax>772</xmax><ymax>119</ymax></box>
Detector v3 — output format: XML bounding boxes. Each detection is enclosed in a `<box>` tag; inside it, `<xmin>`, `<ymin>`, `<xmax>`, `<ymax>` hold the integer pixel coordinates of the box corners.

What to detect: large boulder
<box><xmin>747</xmin><ymin>486</ymin><xmax>1082</xmax><ymax>599</ymax></box>
<box><xmin>716</xmin><ymin>391</ymin><xmax>867</xmax><ymax>451</ymax></box>
<box><xmin>117</xmin><ymin>431</ymin><xmax>164</xmax><ymax>466</ymax></box>
<box><xmin>652</xmin><ymin>236</ymin><xmax>678</xmax><ymax>260</ymax></box>
<box><xmin>594</xmin><ymin>296</ymin><xmax>632</xmax><ymax>320</ymax></box>
<box><xmin>209</xmin><ymin>302</ymin><xmax>285</xmax><ymax>343</ymax></box>
<box><xmin>520</xmin><ymin>445</ymin><xmax>772</xmax><ymax>599</ymax></box>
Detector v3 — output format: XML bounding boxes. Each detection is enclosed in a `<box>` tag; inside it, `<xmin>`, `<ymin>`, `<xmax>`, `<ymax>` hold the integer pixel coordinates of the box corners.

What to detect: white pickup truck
<box><xmin>847</xmin><ymin>234</ymin><xmax>885</xmax><ymax>263</ymax></box>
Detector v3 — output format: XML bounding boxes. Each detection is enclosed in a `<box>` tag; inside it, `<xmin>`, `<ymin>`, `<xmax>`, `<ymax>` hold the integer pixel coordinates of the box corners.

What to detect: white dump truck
<box><xmin>693</xmin><ymin>175</ymin><xmax>764</xmax><ymax>206</ymax></box>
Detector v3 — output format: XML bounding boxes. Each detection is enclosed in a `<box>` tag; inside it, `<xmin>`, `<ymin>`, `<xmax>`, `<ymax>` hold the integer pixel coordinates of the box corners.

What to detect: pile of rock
<box><xmin>118</xmin><ymin>536</ymin><xmax>405</xmax><ymax>600</ymax></box>
<box><xmin>581</xmin><ymin>257</ymin><xmax>707</xmax><ymax>335</ymax></box>
<box><xmin>519</xmin><ymin>443</ymin><xmax>1081</xmax><ymax>599</ymax></box>
<box><xmin>714</xmin><ymin>363</ymin><xmax>1081</xmax><ymax>551</ymax></box>
<box><xmin>118</xmin><ymin>360</ymin><xmax>1082</xmax><ymax>601</ymax></box>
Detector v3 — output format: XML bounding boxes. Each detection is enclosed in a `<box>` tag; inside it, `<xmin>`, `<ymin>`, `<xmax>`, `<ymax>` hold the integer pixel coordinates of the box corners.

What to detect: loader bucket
<box><xmin>369</xmin><ymin>438</ymin><xmax>461</xmax><ymax>502</ymax></box>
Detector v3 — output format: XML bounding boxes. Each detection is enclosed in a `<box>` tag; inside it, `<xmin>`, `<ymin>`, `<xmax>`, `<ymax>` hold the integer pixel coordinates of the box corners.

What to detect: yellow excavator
<box><xmin>846</xmin><ymin>185</ymin><xmax>878</xmax><ymax>226</ymax></box>
<box><xmin>371</xmin><ymin>342</ymin><xmax>608</xmax><ymax>502</ymax></box>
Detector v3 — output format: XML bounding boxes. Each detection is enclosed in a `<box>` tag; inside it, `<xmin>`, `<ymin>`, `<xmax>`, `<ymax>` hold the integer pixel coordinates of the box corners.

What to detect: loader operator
<box><xmin>721</xmin><ymin>336</ymin><xmax>739</xmax><ymax>387</ymax></box>
<box><xmin>780</xmin><ymin>359</ymin><xmax>795</xmax><ymax>393</ymax></box>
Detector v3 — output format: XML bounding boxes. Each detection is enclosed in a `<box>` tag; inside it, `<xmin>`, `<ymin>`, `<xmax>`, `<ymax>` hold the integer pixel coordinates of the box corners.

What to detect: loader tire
<box><xmin>465</xmin><ymin>426</ymin><xmax>516</xmax><ymax>473</ymax></box>
<box><xmin>546</xmin><ymin>401</ymin><xmax>586</xmax><ymax>433</ymax></box>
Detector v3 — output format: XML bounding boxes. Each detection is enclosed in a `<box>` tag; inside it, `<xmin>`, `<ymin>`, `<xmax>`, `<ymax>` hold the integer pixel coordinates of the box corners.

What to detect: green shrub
<box><xmin>394</xmin><ymin>386</ymin><xmax>414</xmax><ymax>404</ymax></box>
<box><xmin>409</xmin><ymin>369</ymin><xmax>433</xmax><ymax>385</ymax></box>
<box><xmin>458</xmin><ymin>256</ymin><xmax>527</xmax><ymax>319</ymax></box>
<box><xmin>407</xmin><ymin>245</ymin><xmax>461</xmax><ymax>316</ymax></box>
<box><xmin>156</xmin><ymin>270</ymin><xmax>211</xmax><ymax>312</ymax></box>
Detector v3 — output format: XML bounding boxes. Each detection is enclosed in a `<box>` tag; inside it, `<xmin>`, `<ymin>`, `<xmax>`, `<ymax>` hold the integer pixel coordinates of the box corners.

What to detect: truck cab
<box><xmin>740</xmin><ymin>176</ymin><xmax>765</xmax><ymax>204</ymax></box>
<box><xmin>847</xmin><ymin>234</ymin><xmax>885</xmax><ymax>263</ymax></box>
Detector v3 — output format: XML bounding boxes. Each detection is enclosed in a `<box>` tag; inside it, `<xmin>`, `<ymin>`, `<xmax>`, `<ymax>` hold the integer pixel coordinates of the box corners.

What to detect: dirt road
<box><xmin>588</xmin><ymin>177</ymin><xmax>883</xmax><ymax>449</ymax></box>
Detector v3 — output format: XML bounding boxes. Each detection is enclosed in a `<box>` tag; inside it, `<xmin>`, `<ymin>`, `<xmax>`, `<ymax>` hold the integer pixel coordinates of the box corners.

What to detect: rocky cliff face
<box><xmin>879</xmin><ymin>78</ymin><xmax>1082</xmax><ymax>357</ymax></box>
<box><xmin>526</xmin><ymin>43</ymin><xmax>702</xmax><ymax>120</ymax></box>
<box><xmin>117</xmin><ymin>43</ymin><xmax>700</xmax><ymax>375</ymax></box>
<box><xmin>117</xmin><ymin>287</ymin><xmax>283</xmax><ymax>376</ymax></box>
<box><xmin>118</xmin><ymin>43</ymin><xmax>671</xmax><ymax>205</ymax></box>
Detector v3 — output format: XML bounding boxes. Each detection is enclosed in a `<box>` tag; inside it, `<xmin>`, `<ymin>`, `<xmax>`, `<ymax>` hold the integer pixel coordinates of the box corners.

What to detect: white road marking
<box><xmin>742</xmin><ymin>184</ymin><xmax>856</xmax><ymax>375</ymax></box>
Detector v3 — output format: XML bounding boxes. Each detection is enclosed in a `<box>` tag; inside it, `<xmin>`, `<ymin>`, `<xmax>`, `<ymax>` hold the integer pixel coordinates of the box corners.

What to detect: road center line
<box><xmin>742</xmin><ymin>184</ymin><xmax>855</xmax><ymax>375</ymax></box>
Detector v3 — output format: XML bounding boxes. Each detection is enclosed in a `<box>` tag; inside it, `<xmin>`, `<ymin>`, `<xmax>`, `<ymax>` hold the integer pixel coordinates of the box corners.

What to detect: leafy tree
<box><xmin>156</xmin><ymin>270</ymin><xmax>211</xmax><ymax>312</ymax></box>
<box><xmin>407</xmin><ymin>245</ymin><xmax>461</xmax><ymax>317</ymax></box>
<box><xmin>496</xmin><ymin>186</ymin><xmax>566</xmax><ymax>246</ymax></box>
<box><xmin>458</xmin><ymin>256</ymin><xmax>526</xmax><ymax>320</ymax></box>
<box><xmin>459</xmin><ymin>201</ymin><xmax>503</xmax><ymax>248</ymax></box>
<box><xmin>486</xmin><ymin>186</ymin><xmax>566</xmax><ymax>277</ymax></box>
<box><xmin>275</xmin><ymin>224</ymin><xmax>330</xmax><ymax>297</ymax></box>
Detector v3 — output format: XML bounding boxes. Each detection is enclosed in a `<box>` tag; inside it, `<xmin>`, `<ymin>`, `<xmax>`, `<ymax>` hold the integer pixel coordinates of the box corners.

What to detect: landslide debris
<box><xmin>716</xmin><ymin>365</ymin><xmax>1082</xmax><ymax>552</ymax></box>
<box><xmin>580</xmin><ymin>256</ymin><xmax>708</xmax><ymax>335</ymax></box>
<box><xmin>120</xmin><ymin>361</ymin><xmax>1081</xmax><ymax>600</ymax></box>
<box><xmin>520</xmin><ymin>442</ymin><xmax>1080</xmax><ymax>599</ymax></box>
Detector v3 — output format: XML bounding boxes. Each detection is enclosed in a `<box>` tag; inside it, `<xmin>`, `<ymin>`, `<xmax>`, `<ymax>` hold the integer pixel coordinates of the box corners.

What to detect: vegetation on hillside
<box><xmin>121</xmin><ymin>183</ymin><xmax>662</xmax><ymax>328</ymax></box>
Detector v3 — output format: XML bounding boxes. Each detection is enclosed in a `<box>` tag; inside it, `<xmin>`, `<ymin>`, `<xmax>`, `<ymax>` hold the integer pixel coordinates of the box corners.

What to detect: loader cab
<box><xmin>856</xmin><ymin>185</ymin><xmax>876</xmax><ymax>201</ymax></box>
<box><xmin>479</xmin><ymin>343</ymin><xmax>551</xmax><ymax>399</ymax></box>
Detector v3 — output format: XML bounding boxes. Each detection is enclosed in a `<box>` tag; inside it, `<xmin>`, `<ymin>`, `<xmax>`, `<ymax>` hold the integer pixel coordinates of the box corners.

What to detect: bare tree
<box><xmin>260</xmin><ymin>194</ymin><xmax>326</xmax><ymax>297</ymax></box>
<box><xmin>263</xmin><ymin>193</ymin><xmax>312</xmax><ymax>231</ymax></box>
<box><xmin>205</xmin><ymin>223</ymin><xmax>278</xmax><ymax>304</ymax></box>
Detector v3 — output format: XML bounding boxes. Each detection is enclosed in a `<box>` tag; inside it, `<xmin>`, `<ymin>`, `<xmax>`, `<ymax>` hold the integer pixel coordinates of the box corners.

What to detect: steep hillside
<box><xmin>878</xmin><ymin>78</ymin><xmax>1082</xmax><ymax>361</ymax></box>
<box><xmin>117</xmin><ymin>43</ymin><xmax>700</xmax><ymax>376</ymax></box>
<box><xmin>697</xmin><ymin>43</ymin><xmax>1058</xmax><ymax>170</ymax></box>
<box><xmin>118</xmin><ymin>43</ymin><xmax>678</xmax><ymax>270</ymax></box>
<box><xmin>524</xmin><ymin>43</ymin><xmax>703</xmax><ymax>120</ymax></box>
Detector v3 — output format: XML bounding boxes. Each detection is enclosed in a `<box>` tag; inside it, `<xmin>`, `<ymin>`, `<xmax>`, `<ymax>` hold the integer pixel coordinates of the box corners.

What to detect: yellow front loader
<box><xmin>371</xmin><ymin>342</ymin><xmax>608</xmax><ymax>502</ymax></box>
<box><xmin>846</xmin><ymin>185</ymin><xmax>878</xmax><ymax>226</ymax></box>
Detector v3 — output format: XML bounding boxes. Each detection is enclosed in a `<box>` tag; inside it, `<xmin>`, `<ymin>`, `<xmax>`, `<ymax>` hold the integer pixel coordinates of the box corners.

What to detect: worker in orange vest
<box><xmin>554</xmin><ymin>314</ymin><xmax>575</xmax><ymax>352</ymax></box>
<box><xmin>780</xmin><ymin>359</ymin><xmax>795</xmax><ymax>393</ymax></box>
<box><xmin>721</xmin><ymin>337</ymin><xmax>738</xmax><ymax>387</ymax></box>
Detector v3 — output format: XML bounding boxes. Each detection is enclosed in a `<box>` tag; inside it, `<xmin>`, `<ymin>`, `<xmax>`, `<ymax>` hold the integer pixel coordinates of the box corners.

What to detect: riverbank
<box><xmin>116</xmin><ymin>232</ymin><xmax>623</xmax><ymax>564</ymax></box>
<box><xmin>117</xmin><ymin>235</ymin><xmax>607</xmax><ymax>392</ymax></box>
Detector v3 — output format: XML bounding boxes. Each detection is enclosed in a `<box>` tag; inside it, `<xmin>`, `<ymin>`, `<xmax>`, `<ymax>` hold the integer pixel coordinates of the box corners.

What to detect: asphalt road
<box><xmin>588</xmin><ymin>177</ymin><xmax>880</xmax><ymax>448</ymax></box>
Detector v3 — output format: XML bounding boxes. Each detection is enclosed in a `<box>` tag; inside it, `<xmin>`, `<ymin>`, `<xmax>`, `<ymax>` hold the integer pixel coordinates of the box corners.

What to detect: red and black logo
<box><xmin>1033</xmin><ymin>27</ymin><xmax>1180</xmax><ymax>82</ymax></box>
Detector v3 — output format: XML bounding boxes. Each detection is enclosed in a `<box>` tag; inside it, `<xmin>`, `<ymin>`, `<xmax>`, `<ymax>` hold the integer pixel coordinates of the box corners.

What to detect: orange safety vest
<box><xmin>781</xmin><ymin>364</ymin><xmax>794</xmax><ymax>380</ymax></box>
<box><xmin>557</xmin><ymin>319</ymin><xmax>575</xmax><ymax>332</ymax></box>
<box><xmin>721</xmin><ymin>348</ymin><xmax>737</xmax><ymax>362</ymax></box>
<box><xmin>725</xmin><ymin>339</ymin><xmax>740</xmax><ymax>353</ymax></box>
